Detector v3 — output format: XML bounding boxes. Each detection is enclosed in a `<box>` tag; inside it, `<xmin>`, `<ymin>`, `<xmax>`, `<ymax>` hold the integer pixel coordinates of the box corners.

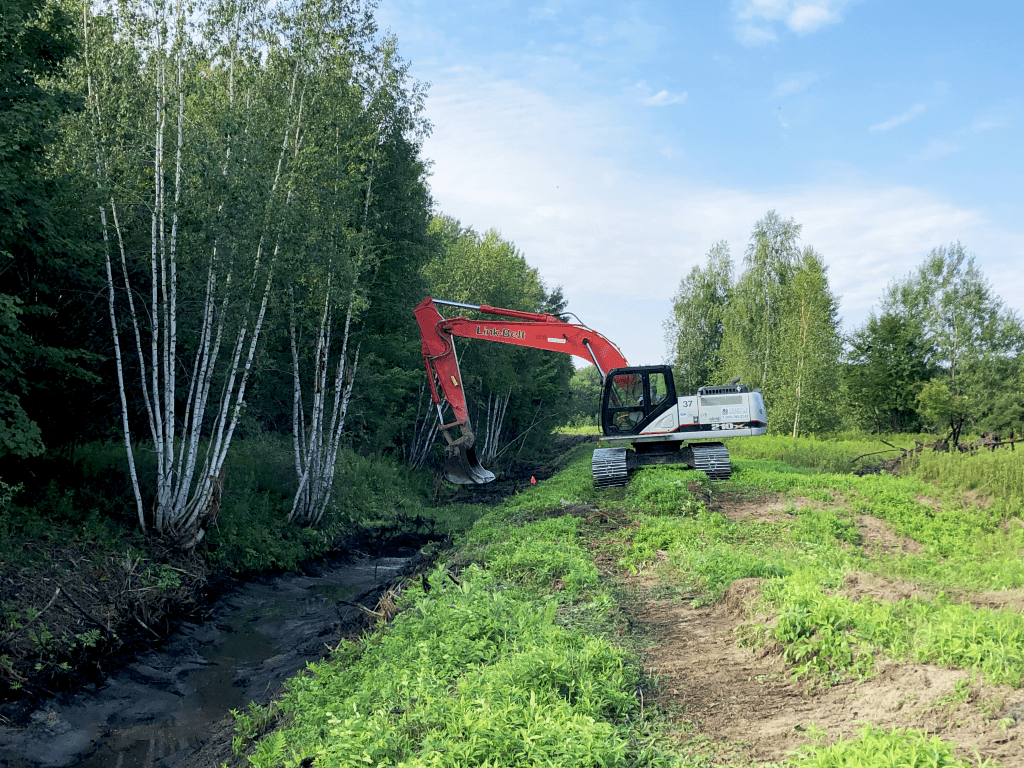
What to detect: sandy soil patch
<box><xmin>840</xmin><ymin>571</ymin><xmax>932</xmax><ymax>603</ymax></box>
<box><xmin>626</xmin><ymin>494</ymin><xmax>1024</xmax><ymax>766</ymax></box>
<box><xmin>718</xmin><ymin>494</ymin><xmax>797</xmax><ymax>524</ymax></box>
<box><xmin>632</xmin><ymin>577</ymin><xmax>1024</xmax><ymax>765</ymax></box>
<box><xmin>966</xmin><ymin>588</ymin><xmax>1024</xmax><ymax>614</ymax></box>
<box><xmin>857</xmin><ymin>514</ymin><xmax>923</xmax><ymax>557</ymax></box>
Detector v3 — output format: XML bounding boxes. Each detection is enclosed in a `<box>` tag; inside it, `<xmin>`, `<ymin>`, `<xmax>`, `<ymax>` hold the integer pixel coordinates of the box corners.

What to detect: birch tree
<box><xmin>774</xmin><ymin>248</ymin><xmax>842</xmax><ymax>437</ymax></box>
<box><xmin>717</xmin><ymin>211</ymin><xmax>802</xmax><ymax>395</ymax></box>
<box><xmin>664</xmin><ymin>240</ymin><xmax>732</xmax><ymax>395</ymax></box>
<box><xmin>281</xmin><ymin>16</ymin><xmax>428</xmax><ymax>524</ymax></box>
<box><xmin>877</xmin><ymin>243</ymin><xmax>1024</xmax><ymax>432</ymax></box>
<box><xmin>75</xmin><ymin>0</ymin><xmax>323</xmax><ymax>547</ymax></box>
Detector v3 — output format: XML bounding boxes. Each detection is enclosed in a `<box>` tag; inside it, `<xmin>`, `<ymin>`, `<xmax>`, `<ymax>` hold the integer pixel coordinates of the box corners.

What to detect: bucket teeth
<box><xmin>592</xmin><ymin>447</ymin><xmax>629</xmax><ymax>488</ymax></box>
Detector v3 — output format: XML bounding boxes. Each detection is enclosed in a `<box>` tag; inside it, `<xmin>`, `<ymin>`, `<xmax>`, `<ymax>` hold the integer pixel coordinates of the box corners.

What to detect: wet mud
<box><xmin>0</xmin><ymin>552</ymin><xmax>419</xmax><ymax>768</ymax></box>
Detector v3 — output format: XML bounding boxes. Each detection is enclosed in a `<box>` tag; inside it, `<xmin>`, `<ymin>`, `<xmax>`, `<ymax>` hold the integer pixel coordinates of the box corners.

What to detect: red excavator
<box><xmin>415</xmin><ymin>296</ymin><xmax>767</xmax><ymax>487</ymax></box>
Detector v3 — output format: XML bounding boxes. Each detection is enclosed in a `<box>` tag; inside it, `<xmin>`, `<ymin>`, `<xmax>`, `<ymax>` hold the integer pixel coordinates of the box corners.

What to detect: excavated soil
<box><xmin>621</xmin><ymin>494</ymin><xmax>1024</xmax><ymax>766</ymax></box>
<box><xmin>856</xmin><ymin>514</ymin><xmax>924</xmax><ymax>557</ymax></box>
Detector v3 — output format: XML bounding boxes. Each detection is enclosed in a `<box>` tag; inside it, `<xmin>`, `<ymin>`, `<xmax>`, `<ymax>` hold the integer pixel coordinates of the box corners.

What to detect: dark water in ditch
<box><xmin>0</xmin><ymin>553</ymin><xmax>417</xmax><ymax>768</ymax></box>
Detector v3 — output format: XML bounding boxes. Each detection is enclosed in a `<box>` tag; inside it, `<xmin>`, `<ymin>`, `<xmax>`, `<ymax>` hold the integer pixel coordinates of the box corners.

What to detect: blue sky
<box><xmin>378</xmin><ymin>0</ymin><xmax>1023</xmax><ymax>366</ymax></box>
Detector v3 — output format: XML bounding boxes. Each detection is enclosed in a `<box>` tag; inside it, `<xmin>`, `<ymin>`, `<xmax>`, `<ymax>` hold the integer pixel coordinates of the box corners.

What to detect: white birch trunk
<box><xmin>289</xmin><ymin>288</ymin><xmax>361</xmax><ymax>525</ymax></box>
<box><xmin>84</xmin><ymin>0</ymin><xmax>306</xmax><ymax>548</ymax></box>
<box><xmin>408</xmin><ymin>382</ymin><xmax>441</xmax><ymax>471</ymax></box>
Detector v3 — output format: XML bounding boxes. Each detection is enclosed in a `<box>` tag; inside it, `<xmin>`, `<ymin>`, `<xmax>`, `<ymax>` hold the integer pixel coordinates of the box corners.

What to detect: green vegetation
<box><xmin>611</xmin><ymin>449</ymin><xmax>1024</xmax><ymax>694</ymax></box>
<box><xmin>785</xmin><ymin>725</ymin><xmax>992</xmax><ymax>768</ymax></box>
<box><xmin>911</xmin><ymin>448</ymin><xmax>1024</xmax><ymax>507</ymax></box>
<box><xmin>3</xmin><ymin>1</ymin><xmax>1024</xmax><ymax>764</ymax></box>
<box><xmin>232</xmin><ymin>442</ymin><xmax>1024</xmax><ymax>766</ymax></box>
<box><xmin>235</xmin><ymin>480</ymin><xmax>680</xmax><ymax>768</ymax></box>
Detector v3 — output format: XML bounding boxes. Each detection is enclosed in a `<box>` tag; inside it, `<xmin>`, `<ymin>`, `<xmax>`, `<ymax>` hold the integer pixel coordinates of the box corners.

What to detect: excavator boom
<box><xmin>414</xmin><ymin>296</ymin><xmax>767</xmax><ymax>487</ymax></box>
<box><xmin>415</xmin><ymin>296</ymin><xmax>627</xmax><ymax>483</ymax></box>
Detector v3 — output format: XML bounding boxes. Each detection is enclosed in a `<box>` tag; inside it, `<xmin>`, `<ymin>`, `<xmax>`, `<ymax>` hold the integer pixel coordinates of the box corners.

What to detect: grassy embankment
<box><xmin>234</xmin><ymin>434</ymin><xmax>1024</xmax><ymax>767</ymax></box>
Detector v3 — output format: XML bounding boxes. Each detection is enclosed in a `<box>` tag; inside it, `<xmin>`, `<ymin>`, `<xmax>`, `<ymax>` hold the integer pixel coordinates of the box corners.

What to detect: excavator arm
<box><xmin>414</xmin><ymin>296</ymin><xmax>629</xmax><ymax>483</ymax></box>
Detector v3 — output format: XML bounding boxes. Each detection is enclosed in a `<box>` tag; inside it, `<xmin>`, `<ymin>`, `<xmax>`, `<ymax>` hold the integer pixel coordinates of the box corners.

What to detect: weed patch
<box><xmin>240</xmin><ymin>563</ymin><xmax>674</xmax><ymax>767</ymax></box>
<box><xmin>786</xmin><ymin>724</ymin><xmax>992</xmax><ymax>767</ymax></box>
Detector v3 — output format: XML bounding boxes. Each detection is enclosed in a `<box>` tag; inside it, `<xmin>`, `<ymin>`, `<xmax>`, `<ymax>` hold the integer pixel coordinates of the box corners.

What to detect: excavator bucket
<box><xmin>444</xmin><ymin>445</ymin><xmax>496</xmax><ymax>485</ymax></box>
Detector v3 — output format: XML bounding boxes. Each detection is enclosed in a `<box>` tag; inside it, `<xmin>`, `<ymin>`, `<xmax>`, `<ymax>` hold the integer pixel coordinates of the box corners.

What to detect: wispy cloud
<box><xmin>969</xmin><ymin>108</ymin><xmax>1011</xmax><ymax>133</ymax></box>
<box><xmin>734</xmin><ymin>0</ymin><xmax>848</xmax><ymax>45</ymax></box>
<box><xmin>582</xmin><ymin>14</ymin><xmax>661</xmax><ymax>52</ymax></box>
<box><xmin>914</xmin><ymin>139</ymin><xmax>959</xmax><ymax>161</ymax></box>
<box><xmin>736</xmin><ymin>23</ymin><xmax>777</xmax><ymax>46</ymax></box>
<box><xmin>634</xmin><ymin>81</ymin><xmax>687</xmax><ymax>106</ymax></box>
<box><xmin>527</xmin><ymin>1</ymin><xmax>563</xmax><ymax>21</ymax></box>
<box><xmin>869</xmin><ymin>102</ymin><xmax>927</xmax><ymax>132</ymax></box>
<box><xmin>419</xmin><ymin>69</ymin><xmax>1022</xmax><ymax>363</ymax></box>
<box><xmin>787</xmin><ymin>2</ymin><xmax>841</xmax><ymax>32</ymax></box>
<box><xmin>772</xmin><ymin>73</ymin><xmax>817</xmax><ymax>98</ymax></box>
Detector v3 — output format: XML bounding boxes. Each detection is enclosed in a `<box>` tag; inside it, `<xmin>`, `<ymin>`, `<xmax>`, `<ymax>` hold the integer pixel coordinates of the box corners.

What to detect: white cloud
<box><xmin>786</xmin><ymin>2</ymin><xmax>840</xmax><ymax>32</ymax></box>
<box><xmin>969</xmin><ymin>109</ymin><xmax>1010</xmax><ymax>133</ymax></box>
<box><xmin>418</xmin><ymin>68</ymin><xmax>1024</xmax><ymax>364</ymax></box>
<box><xmin>771</xmin><ymin>73</ymin><xmax>817</xmax><ymax>98</ymax></box>
<box><xmin>735</xmin><ymin>23</ymin><xmax>777</xmax><ymax>46</ymax></box>
<box><xmin>869</xmin><ymin>102</ymin><xmax>927</xmax><ymax>132</ymax></box>
<box><xmin>528</xmin><ymin>2</ymin><xmax>561</xmax><ymax>20</ymax></box>
<box><xmin>582</xmin><ymin>14</ymin><xmax>660</xmax><ymax>52</ymax></box>
<box><xmin>735</xmin><ymin>0</ymin><xmax>847</xmax><ymax>44</ymax></box>
<box><xmin>913</xmin><ymin>139</ymin><xmax>959</xmax><ymax>161</ymax></box>
<box><xmin>634</xmin><ymin>81</ymin><xmax>688</xmax><ymax>106</ymax></box>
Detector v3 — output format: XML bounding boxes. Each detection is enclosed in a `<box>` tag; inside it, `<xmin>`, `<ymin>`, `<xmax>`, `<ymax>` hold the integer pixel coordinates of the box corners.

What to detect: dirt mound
<box><xmin>966</xmin><ymin>588</ymin><xmax>1024</xmax><ymax>614</ymax></box>
<box><xmin>719</xmin><ymin>577</ymin><xmax>764</xmax><ymax>618</ymax></box>
<box><xmin>857</xmin><ymin>514</ymin><xmax>923</xmax><ymax>557</ymax></box>
<box><xmin>841</xmin><ymin>571</ymin><xmax>931</xmax><ymax>603</ymax></box>
<box><xmin>631</xmin><ymin>574</ymin><xmax>1024</xmax><ymax>765</ymax></box>
<box><xmin>720</xmin><ymin>494</ymin><xmax>796</xmax><ymax>523</ymax></box>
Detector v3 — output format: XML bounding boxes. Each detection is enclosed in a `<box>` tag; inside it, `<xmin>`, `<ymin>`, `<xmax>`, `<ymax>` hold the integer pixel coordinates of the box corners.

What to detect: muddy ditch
<box><xmin>0</xmin><ymin>546</ymin><xmax>425</xmax><ymax>768</ymax></box>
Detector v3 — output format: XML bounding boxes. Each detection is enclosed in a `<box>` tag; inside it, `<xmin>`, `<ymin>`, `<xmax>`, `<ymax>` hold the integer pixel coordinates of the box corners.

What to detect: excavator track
<box><xmin>592</xmin><ymin>447</ymin><xmax>629</xmax><ymax>488</ymax></box>
<box><xmin>690</xmin><ymin>442</ymin><xmax>731</xmax><ymax>480</ymax></box>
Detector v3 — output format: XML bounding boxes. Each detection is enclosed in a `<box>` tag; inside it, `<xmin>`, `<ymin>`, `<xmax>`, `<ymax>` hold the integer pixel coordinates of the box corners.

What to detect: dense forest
<box><xmin>3</xmin><ymin>0</ymin><xmax>1022</xmax><ymax>554</ymax></box>
<box><xmin>0</xmin><ymin>0</ymin><xmax>571</xmax><ymax>551</ymax></box>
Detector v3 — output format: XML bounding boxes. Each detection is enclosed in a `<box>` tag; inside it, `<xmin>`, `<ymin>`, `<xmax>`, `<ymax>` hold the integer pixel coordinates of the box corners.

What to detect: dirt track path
<box><xmin>618</xmin><ymin>495</ymin><xmax>1024</xmax><ymax>766</ymax></box>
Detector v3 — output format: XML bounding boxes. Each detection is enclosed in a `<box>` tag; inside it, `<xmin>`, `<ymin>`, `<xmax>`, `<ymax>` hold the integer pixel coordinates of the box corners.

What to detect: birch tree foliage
<box><xmin>664</xmin><ymin>240</ymin><xmax>732</xmax><ymax>395</ymax></box>
<box><xmin>880</xmin><ymin>243</ymin><xmax>1024</xmax><ymax>394</ymax></box>
<box><xmin>771</xmin><ymin>248</ymin><xmax>843</xmax><ymax>438</ymax></box>
<box><xmin>713</xmin><ymin>213</ymin><xmax>845</xmax><ymax>436</ymax></box>
<box><xmin>879</xmin><ymin>243</ymin><xmax>1024</xmax><ymax>431</ymax></box>
<box><xmin>70</xmin><ymin>0</ymin><xmax>381</xmax><ymax>546</ymax></box>
<box><xmin>717</xmin><ymin>210</ymin><xmax>802</xmax><ymax>395</ymax></box>
<box><xmin>280</xmin><ymin>17</ymin><xmax>428</xmax><ymax>525</ymax></box>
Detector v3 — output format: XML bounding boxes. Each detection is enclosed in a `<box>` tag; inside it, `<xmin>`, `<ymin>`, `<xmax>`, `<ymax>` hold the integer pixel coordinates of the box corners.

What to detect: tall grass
<box><xmin>909</xmin><ymin>448</ymin><xmax>1024</xmax><ymax>513</ymax></box>
<box><xmin>728</xmin><ymin>433</ymin><xmax>911</xmax><ymax>474</ymax></box>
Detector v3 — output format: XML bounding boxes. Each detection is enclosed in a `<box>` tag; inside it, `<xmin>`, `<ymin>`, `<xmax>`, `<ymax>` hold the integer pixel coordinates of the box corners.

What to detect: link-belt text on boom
<box><xmin>475</xmin><ymin>326</ymin><xmax>526</xmax><ymax>340</ymax></box>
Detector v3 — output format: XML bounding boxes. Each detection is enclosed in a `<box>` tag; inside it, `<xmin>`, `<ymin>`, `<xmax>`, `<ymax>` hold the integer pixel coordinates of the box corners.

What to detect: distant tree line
<box><xmin>0</xmin><ymin>0</ymin><xmax>570</xmax><ymax>547</ymax></box>
<box><xmin>659</xmin><ymin>211</ymin><xmax>1024</xmax><ymax>440</ymax></box>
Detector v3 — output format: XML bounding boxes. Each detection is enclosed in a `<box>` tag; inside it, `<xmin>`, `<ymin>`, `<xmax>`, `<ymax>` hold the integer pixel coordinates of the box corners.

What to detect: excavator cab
<box><xmin>601</xmin><ymin>366</ymin><xmax>677</xmax><ymax>436</ymax></box>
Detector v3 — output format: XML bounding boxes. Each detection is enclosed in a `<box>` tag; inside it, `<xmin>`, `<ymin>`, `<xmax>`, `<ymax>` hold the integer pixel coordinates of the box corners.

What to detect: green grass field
<box><xmin>235</xmin><ymin>436</ymin><xmax>1024</xmax><ymax>767</ymax></box>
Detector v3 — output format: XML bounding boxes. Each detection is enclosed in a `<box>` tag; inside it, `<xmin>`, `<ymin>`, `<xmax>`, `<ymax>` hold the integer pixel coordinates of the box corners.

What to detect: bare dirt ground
<box><xmin>616</xmin><ymin>494</ymin><xmax>1024</xmax><ymax>766</ymax></box>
